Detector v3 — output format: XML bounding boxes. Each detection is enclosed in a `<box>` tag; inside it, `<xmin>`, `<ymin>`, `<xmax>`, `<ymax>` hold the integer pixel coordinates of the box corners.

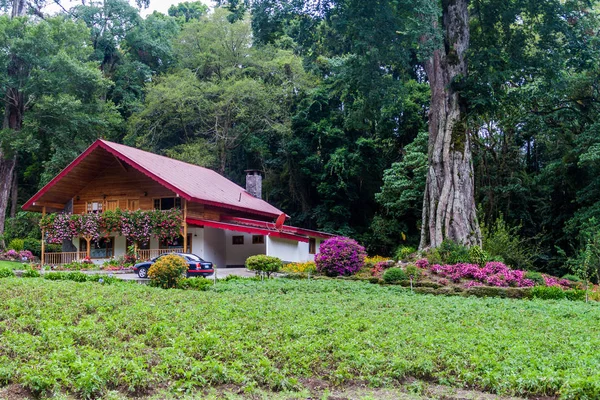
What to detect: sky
<box><xmin>43</xmin><ymin>0</ymin><xmax>214</xmax><ymax>17</ymax></box>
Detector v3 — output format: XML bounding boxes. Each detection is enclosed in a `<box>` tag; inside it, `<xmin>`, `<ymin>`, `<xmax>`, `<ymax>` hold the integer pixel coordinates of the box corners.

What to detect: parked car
<box><xmin>133</xmin><ymin>253</ymin><xmax>214</xmax><ymax>278</ymax></box>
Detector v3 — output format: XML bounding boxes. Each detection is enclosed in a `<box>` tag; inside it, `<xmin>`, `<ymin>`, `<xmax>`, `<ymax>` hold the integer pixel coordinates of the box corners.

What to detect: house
<box><xmin>22</xmin><ymin>139</ymin><xmax>333</xmax><ymax>266</ymax></box>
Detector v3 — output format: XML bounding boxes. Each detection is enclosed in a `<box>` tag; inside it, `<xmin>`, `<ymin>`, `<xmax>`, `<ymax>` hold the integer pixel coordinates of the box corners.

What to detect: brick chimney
<box><xmin>245</xmin><ymin>170</ymin><xmax>262</xmax><ymax>199</ymax></box>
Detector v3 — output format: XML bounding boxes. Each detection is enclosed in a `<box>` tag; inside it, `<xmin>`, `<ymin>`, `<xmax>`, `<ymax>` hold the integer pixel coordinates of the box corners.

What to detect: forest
<box><xmin>1</xmin><ymin>0</ymin><xmax>600</xmax><ymax>277</ymax></box>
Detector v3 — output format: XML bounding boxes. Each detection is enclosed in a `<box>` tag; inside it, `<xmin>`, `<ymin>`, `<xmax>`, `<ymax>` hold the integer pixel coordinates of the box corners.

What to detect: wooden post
<box><xmin>41</xmin><ymin>206</ymin><xmax>46</xmax><ymax>266</ymax></box>
<box><xmin>85</xmin><ymin>236</ymin><xmax>91</xmax><ymax>259</ymax></box>
<box><xmin>183</xmin><ymin>199</ymin><xmax>188</xmax><ymax>253</ymax></box>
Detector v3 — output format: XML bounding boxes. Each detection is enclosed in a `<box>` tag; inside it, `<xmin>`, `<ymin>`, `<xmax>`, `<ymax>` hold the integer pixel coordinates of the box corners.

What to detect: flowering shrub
<box><xmin>315</xmin><ymin>236</ymin><xmax>366</xmax><ymax>276</ymax></box>
<box><xmin>431</xmin><ymin>261</ymin><xmax>535</xmax><ymax>288</ymax></box>
<box><xmin>415</xmin><ymin>259</ymin><xmax>429</xmax><ymax>269</ymax></box>
<box><xmin>1</xmin><ymin>249</ymin><xmax>35</xmax><ymax>261</ymax></box>
<box><xmin>543</xmin><ymin>275</ymin><xmax>571</xmax><ymax>289</ymax></box>
<box><xmin>370</xmin><ymin>261</ymin><xmax>388</xmax><ymax>277</ymax></box>
<box><xmin>148</xmin><ymin>254</ymin><xmax>188</xmax><ymax>289</ymax></box>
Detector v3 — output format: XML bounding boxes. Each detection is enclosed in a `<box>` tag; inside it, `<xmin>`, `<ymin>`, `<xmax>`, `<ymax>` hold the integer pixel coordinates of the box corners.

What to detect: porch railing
<box><xmin>136</xmin><ymin>248</ymin><xmax>176</xmax><ymax>261</ymax></box>
<box><xmin>45</xmin><ymin>252</ymin><xmax>86</xmax><ymax>265</ymax></box>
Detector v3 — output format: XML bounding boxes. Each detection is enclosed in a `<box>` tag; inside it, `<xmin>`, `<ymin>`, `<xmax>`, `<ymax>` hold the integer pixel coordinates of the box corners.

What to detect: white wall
<box><xmin>266</xmin><ymin>236</ymin><xmax>323</xmax><ymax>263</ymax></box>
<box><xmin>203</xmin><ymin>227</ymin><xmax>226</xmax><ymax>268</ymax></box>
<box><xmin>114</xmin><ymin>235</ymin><xmax>127</xmax><ymax>257</ymax></box>
<box><xmin>189</xmin><ymin>227</ymin><xmax>204</xmax><ymax>257</ymax></box>
<box><xmin>224</xmin><ymin>231</ymin><xmax>266</xmax><ymax>267</ymax></box>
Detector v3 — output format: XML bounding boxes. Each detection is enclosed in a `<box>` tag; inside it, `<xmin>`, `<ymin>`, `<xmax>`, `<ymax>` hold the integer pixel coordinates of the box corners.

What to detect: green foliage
<box><xmin>394</xmin><ymin>246</ymin><xmax>416</xmax><ymax>262</ymax></box>
<box><xmin>524</xmin><ymin>271</ymin><xmax>545</xmax><ymax>287</ymax></box>
<box><xmin>0</xmin><ymin>267</ymin><xmax>15</xmax><ymax>278</ymax></box>
<box><xmin>168</xmin><ymin>1</ymin><xmax>209</xmax><ymax>22</ymax></box>
<box><xmin>561</xmin><ymin>274</ymin><xmax>581</xmax><ymax>283</ymax></box>
<box><xmin>468</xmin><ymin>245</ymin><xmax>488</xmax><ymax>267</ymax></box>
<box><xmin>438</xmin><ymin>240</ymin><xmax>470</xmax><ymax>264</ymax></box>
<box><xmin>22</xmin><ymin>239</ymin><xmax>41</xmax><ymax>257</ymax></box>
<box><xmin>529</xmin><ymin>286</ymin><xmax>567</xmax><ymax>300</ymax></box>
<box><xmin>3</xmin><ymin>212</ymin><xmax>40</xmax><ymax>243</ymax></box>
<box><xmin>382</xmin><ymin>268</ymin><xmax>407</xmax><ymax>283</ymax></box>
<box><xmin>21</xmin><ymin>267</ymin><xmax>41</xmax><ymax>278</ymax></box>
<box><xmin>148</xmin><ymin>254</ymin><xmax>188</xmax><ymax>289</ymax></box>
<box><xmin>176</xmin><ymin>277</ymin><xmax>213</xmax><ymax>291</ymax></box>
<box><xmin>245</xmin><ymin>255</ymin><xmax>283</xmax><ymax>278</ymax></box>
<box><xmin>481</xmin><ymin>216</ymin><xmax>535</xmax><ymax>270</ymax></box>
<box><xmin>1</xmin><ymin>278</ymin><xmax>600</xmax><ymax>397</ymax></box>
<box><xmin>404</xmin><ymin>264</ymin><xmax>421</xmax><ymax>281</ymax></box>
<box><xmin>7</xmin><ymin>238</ymin><xmax>24</xmax><ymax>251</ymax></box>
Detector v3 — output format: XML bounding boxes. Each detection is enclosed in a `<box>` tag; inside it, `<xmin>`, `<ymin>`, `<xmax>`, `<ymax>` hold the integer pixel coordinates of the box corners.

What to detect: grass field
<box><xmin>0</xmin><ymin>260</ymin><xmax>23</xmax><ymax>270</ymax></box>
<box><xmin>0</xmin><ymin>278</ymin><xmax>599</xmax><ymax>399</ymax></box>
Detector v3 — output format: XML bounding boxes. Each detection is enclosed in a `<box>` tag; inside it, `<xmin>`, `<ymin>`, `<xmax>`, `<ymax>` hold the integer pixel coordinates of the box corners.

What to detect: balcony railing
<box><xmin>45</xmin><ymin>251</ymin><xmax>87</xmax><ymax>265</ymax></box>
<box><xmin>136</xmin><ymin>248</ymin><xmax>176</xmax><ymax>261</ymax></box>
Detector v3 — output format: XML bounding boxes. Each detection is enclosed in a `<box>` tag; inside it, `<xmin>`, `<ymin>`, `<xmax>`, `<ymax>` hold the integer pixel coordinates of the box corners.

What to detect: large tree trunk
<box><xmin>419</xmin><ymin>0</ymin><xmax>481</xmax><ymax>249</ymax></box>
<box><xmin>10</xmin><ymin>168</ymin><xmax>17</xmax><ymax>219</ymax></box>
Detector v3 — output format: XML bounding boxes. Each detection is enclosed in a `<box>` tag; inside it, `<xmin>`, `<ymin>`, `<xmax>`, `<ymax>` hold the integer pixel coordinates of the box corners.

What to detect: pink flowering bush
<box><xmin>415</xmin><ymin>259</ymin><xmax>429</xmax><ymax>269</ymax></box>
<box><xmin>543</xmin><ymin>275</ymin><xmax>571</xmax><ymax>289</ymax></box>
<box><xmin>315</xmin><ymin>236</ymin><xmax>366</xmax><ymax>276</ymax></box>
<box><xmin>431</xmin><ymin>261</ymin><xmax>535</xmax><ymax>288</ymax></box>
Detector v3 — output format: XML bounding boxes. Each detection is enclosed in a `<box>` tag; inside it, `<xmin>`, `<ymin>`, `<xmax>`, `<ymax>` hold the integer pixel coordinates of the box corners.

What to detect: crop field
<box><xmin>0</xmin><ymin>278</ymin><xmax>599</xmax><ymax>399</ymax></box>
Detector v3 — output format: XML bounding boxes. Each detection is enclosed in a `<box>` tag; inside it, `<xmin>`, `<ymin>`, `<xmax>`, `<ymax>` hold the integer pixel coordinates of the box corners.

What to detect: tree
<box><xmin>168</xmin><ymin>1</ymin><xmax>208</xmax><ymax>22</ymax></box>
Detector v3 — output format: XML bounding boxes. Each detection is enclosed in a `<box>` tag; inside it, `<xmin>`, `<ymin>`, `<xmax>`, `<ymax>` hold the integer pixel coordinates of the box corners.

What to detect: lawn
<box><xmin>0</xmin><ymin>260</ymin><xmax>23</xmax><ymax>270</ymax></box>
<box><xmin>0</xmin><ymin>278</ymin><xmax>599</xmax><ymax>399</ymax></box>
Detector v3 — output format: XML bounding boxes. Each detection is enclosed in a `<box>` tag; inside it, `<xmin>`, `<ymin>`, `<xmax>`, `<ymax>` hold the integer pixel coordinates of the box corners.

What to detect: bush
<box><xmin>176</xmin><ymin>278</ymin><xmax>213</xmax><ymax>291</ymax></box>
<box><xmin>315</xmin><ymin>236</ymin><xmax>367</xmax><ymax>277</ymax></box>
<box><xmin>0</xmin><ymin>267</ymin><xmax>15</xmax><ymax>278</ymax></box>
<box><xmin>383</xmin><ymin>267</ymin><xmax>407</xmax><ymax>283</ymax></box>
<box><xmin>469</xmin><ymin>245</ymin><xmax>489</xmax><ymax>266</ymax></box>
<box><xmin>482</xmin><ymin>215</ymin><xmax>535</xmax><ymax>269</ymax></box>
<box><xmin>23</xmin><ymin>238</ymin><xmax>41</xmax><ymax>257</ymax></box>
<box><xmin>405</xmin><ymin>264</ymin><xmax>422</xmax><ymax>281</ymax></box>
<box><xmin>245</xmin><ymin>255</ymin><xmax>283</xmax><ymax>277</ymax></box>
<box><xmin>426</xmin><ymin>248</ymin><xmax>443</xmax><ymax>265</ymax></box>
<box><xmin>8</xmin><ymin>238</ymin><xmax>24</xmax><ymax>251</ymax></box>
<box><xmin>529</xmin><ymin>286</ymin><xmax>566</xmax><ymax>300</ymax></box>
<box><xmin>22</xmin><ymin>267</ymin><xmax>41</xmax><ymax>278</ymax></box>
<box><xmin>561</xmin><ymin>274</ymin><xmax>581</xmax><ymax>282</ymax></box>
<box><xmin>148</xmin><ymin>254</ymin><xmax>188</xmax><ymax>289</ymax></box>
<box><xmin>281</xmin><ymin>261</ymin><xmax>316</xmax><ymax>274</ymax></box>
<box><xmin>438</xmin><ymin>239</ymin><xmax>470</xmax><ymax>264</ymax></box>
<box><xmin>564</xmin><ymin>289</ymin><xmax>586</xmax><ymax>301</ymax></box>
<box><xmin>395</xmin><ymin>246</ymin><xmax>416</xmax><ymax>261</ymax></box>
<box><xmin>524</xmin><ymin>271</ymin><xmax>545</xmax><ymax>286</ymax></box>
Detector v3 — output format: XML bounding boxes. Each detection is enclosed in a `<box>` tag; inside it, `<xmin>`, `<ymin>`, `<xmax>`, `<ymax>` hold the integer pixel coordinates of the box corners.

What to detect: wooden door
<box><xmin>127</xmin><ymin>199</ymin><xmax>139</xmax><ymax>210</ymax></box>
<box><xmin>106</xmin><ymin>200</ymin><xmax>119</xmax><ymax>212</ymax></box>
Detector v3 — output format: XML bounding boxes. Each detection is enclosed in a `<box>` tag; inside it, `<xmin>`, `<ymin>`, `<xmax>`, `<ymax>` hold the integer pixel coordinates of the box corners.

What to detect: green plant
<box><xmin>23</xmin><ymin>238</ymin><xmax>41</xmax><ymax>257</ymax></box>
<box><xmin>8</xmin><ymin>238</ymin><xmax>24</xmax><ymax>251</ymax></box>
<box><xmin>481</xmin><ymin>214</ymin><xmax>536</xmax><ymax>269</ymax></box>
<box><xmin>405</xmin><ymin>264</ymin><xmax>422</xmax><ymax>281</ymax></box>
<box><xmin>562</xmin><ymin>274</ymin><xmax>581</xmax><ymax>282</ymax></box>
<box><xmin>524</xmin><ymin>271</ymin><xmax>545</xmax><ymax>286</ymax></box>
<box><xmin>468</xmin><ymin>245</ymin><xmax>489</xmax><ymax>266</ymax></box>
<box><xmin>22</xmin><ymin>267</ymin><xmax>41</xmax><ymax>278</ymax></box>
<box><xmin>176</xmin><ymin>277</ymin><xmax>213</xmax><ymax>291</ymax></box>
<box><xmin>438</xmin><ymin>239</ymin><xmax>470</xmax><ymax>264</ymax></box>
<box><xmin>425</xmin><ymin>248</ymin><xmax>443</xmax><ymax>265</ymax></box>
<box><xmin>245</xmin><ymin>255</ymin><xmax>283</xmax><ymax>278</ymax></box>
<box><xmin>383</xmin><ymin>267</ymin><xmax>407</xmax><ymax>283</ymax></box>
<box><xmin>394</xmin><ymin>246</ymin><xmax>416</xmax><ymax>261</ymax></box>
<box><xmin>529</xmin><ymin>286</ymin><xmax>566</xmax><ymax>300</ymax></box>
<box><xmin>0</xmin><ymin>267</ymin><xmax>15</xmax><ymax>278</ymax></box>
<box><xmin>148</xmin><ymin>254</ymin><xmax>188</xmax><ymax>289</ymax></box>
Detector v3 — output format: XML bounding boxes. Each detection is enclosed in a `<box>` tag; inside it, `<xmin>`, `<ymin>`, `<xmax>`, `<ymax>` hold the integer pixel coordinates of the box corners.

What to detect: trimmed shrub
<box><xmin>561</xmin><ymin>274</ymin><xmax>581</xmax><ymax>282</ymax></box>
<box><xmin>245</xmin><ymin>255</ymin><xmax>283</xmax><ymax>277</ymax></box>
<box><xmin>315</xmin><ymin>236</ymin><xmax>366</xmax><ymax>277</ymax></box>
<box><xmin>176</xmin><ymin>278</ymin><xmax>213</xmax><ymax>291</ymax></box>
<box><xmin>413</xmin><ymin>287</ymin><xmax>436</xmax><ymax>295</ymax></box>
<box><xmin>564</xmin><ymin>289</ymin><xmax>586</xmax><ymax>301</ymax></box>
<box><xmin>469</xmin><ymin>245</ymin><xmax>489</xmax><ymax>266</ymax></box>
<box><xmin>148</xmin><ymin>254</ymin><xmax>188</xmax><ymax>289</ymax></box>
<box><xmin>8</xmin><ymin>239</ymin><xmax>24</xmax><ymax>252</ymax></box>
<box><xmin>524</xmin><ymin>271</ymin><xmax>545</xmax><ymax>286</ymax></box>
<box><xmin>383</xmin><ymin>268</ymin><xmax>407</xmax><ymax>283</ymax></box>
<box><xmin>529</xmin><ymin>286</ymin><xmax>565</xmax><ymax>300</ymax></box>
<box><xmin>0</xmin><ymin>267</ymin><xmax>15</xmax><ymax>278</ymax></box>
<box><xmin>394</xmin><ymin>246</ymin><xmax>416</xmax><ymax>261</ymax></box>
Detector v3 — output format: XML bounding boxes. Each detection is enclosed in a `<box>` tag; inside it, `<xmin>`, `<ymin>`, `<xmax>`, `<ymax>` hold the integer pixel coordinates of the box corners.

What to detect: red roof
<box><xmin>23</xmin><ymin>139</ymin><xmax>284</xmax><ymax>218</ymax></box>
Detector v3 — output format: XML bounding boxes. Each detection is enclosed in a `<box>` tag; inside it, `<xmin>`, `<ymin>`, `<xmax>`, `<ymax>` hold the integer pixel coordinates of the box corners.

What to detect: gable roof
<box><xmin>23</xmin><ymin>139</ymin><xmax>284</xmax><ymax>218</ymax></box>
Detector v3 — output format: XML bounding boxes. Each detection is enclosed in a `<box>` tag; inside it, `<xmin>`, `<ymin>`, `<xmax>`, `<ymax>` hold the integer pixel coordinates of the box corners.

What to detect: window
<box><xmin>80</xmin><ymin>237</ymin><xmax>114</xmax><ymax>258</ymax></box>
<box><xmin>252</xmin><ymin>235</ymin><xmax>265</xmax><ymax>244</ymax></box>
<box><xmin>309</xmin><ymin>238</ymin><xmax>317</xmax><ymax>254</ymax></box>
<box><xmin>232</xmin><ymin>235</ymin><xmax>244</xmax><ymax>245</ymax></box>
<box><xmin>126</xmin><ymin>237</ymin><xmax>150</xmax><ymax>250</ymax></box>
<box><xmin>153</xmin><ymin>197</ymin><xmax>181</xmax><ymax>210</ymax></box>
<box><xmin>159</xmin><ymin>234</ymin><xmax>192</xmax><ymax>253</ymax></box>
<box><xmin>86</xmin><ymin>201</ymin><xmax>103</xmax><ymax>214</ymax></box>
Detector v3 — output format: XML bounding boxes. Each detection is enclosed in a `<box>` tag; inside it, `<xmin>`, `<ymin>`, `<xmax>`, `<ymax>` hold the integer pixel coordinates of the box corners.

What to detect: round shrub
<box><xmin>245</xmin><ymin>255</ymin><xmax>283</xmax><ymax>277</ymax></box>
<box><xmin>148</xmin><ymin>254</ymin><xmax>188</xmax><ymax>289</ymax></box>
<box><xmin>524</xmin><ymin>271</ymin><xmax>545</xmax><ymax>286</ymax></box>
<box><xmin>383</xmin><ymin>267</ymin><xmax>407</xmax><ymax>283</ymax></box>
<box><xmin>468</xmin><ymin>245</ymin><xmax>489</xmax><ymax>266</ymax></box>
<box><xmin>8</xmin><ymin>238</ymin><xmax>24</xmax><ymax>252</ymax></box>
<box><xmin>315</xmin><ymin>236</ymin><xmax>366</xmax><ymax>277</ymax></box>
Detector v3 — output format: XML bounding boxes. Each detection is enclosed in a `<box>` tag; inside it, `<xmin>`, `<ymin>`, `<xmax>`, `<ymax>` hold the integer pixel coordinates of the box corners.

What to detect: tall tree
<box><xmin>419</xmin><ymin>0</ymin><xmax>481</xmax><ymax>249</ymax></box>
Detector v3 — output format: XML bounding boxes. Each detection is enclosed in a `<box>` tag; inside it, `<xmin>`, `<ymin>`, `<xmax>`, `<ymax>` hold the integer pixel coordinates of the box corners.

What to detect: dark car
<box><xmin>133</xmin><ymin>253</ymin><xmax>214</xmax><ymax>278</ymax></box>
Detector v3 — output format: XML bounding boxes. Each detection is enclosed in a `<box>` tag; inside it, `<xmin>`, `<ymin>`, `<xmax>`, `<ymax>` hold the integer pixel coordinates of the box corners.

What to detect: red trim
<box><xmin>186</xmin><ymin>217</ymin><xmax>310</xmax><ymax>242</ymax></box>
<box><xmin>189</xmin><ymin>197</ymin><xmax>280</xmax><ymax>219</ymax></box>
<box><xmin>188</xmin><ymin>269</ymin><xmax>214</xmax><ymax>274</ymax></box>
<box><xmin>221</xmin><ymin>216</ymin><xmax>334</xmax><ymax>239</ymax></box>
<box><xmin>23</xmin><ymin>141</ymin><xmax>102</xmax><ymax>211</ymax></box>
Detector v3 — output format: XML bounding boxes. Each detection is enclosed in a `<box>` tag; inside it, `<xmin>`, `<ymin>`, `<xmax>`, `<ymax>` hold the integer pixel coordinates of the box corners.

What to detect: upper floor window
<box><xmin>309</xmin><ymin>238</ymin><xmax>317</xmax><ymax>254</ymax></box>
<box><xmin>154</xmin><ymin>197</ymin><xmax>181</xmax><ymax>210</ymax></box>
<box><xmin>87</xmin><ymin>201</ymin><xmax>103</xmax><ymax>214</ymax></box>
